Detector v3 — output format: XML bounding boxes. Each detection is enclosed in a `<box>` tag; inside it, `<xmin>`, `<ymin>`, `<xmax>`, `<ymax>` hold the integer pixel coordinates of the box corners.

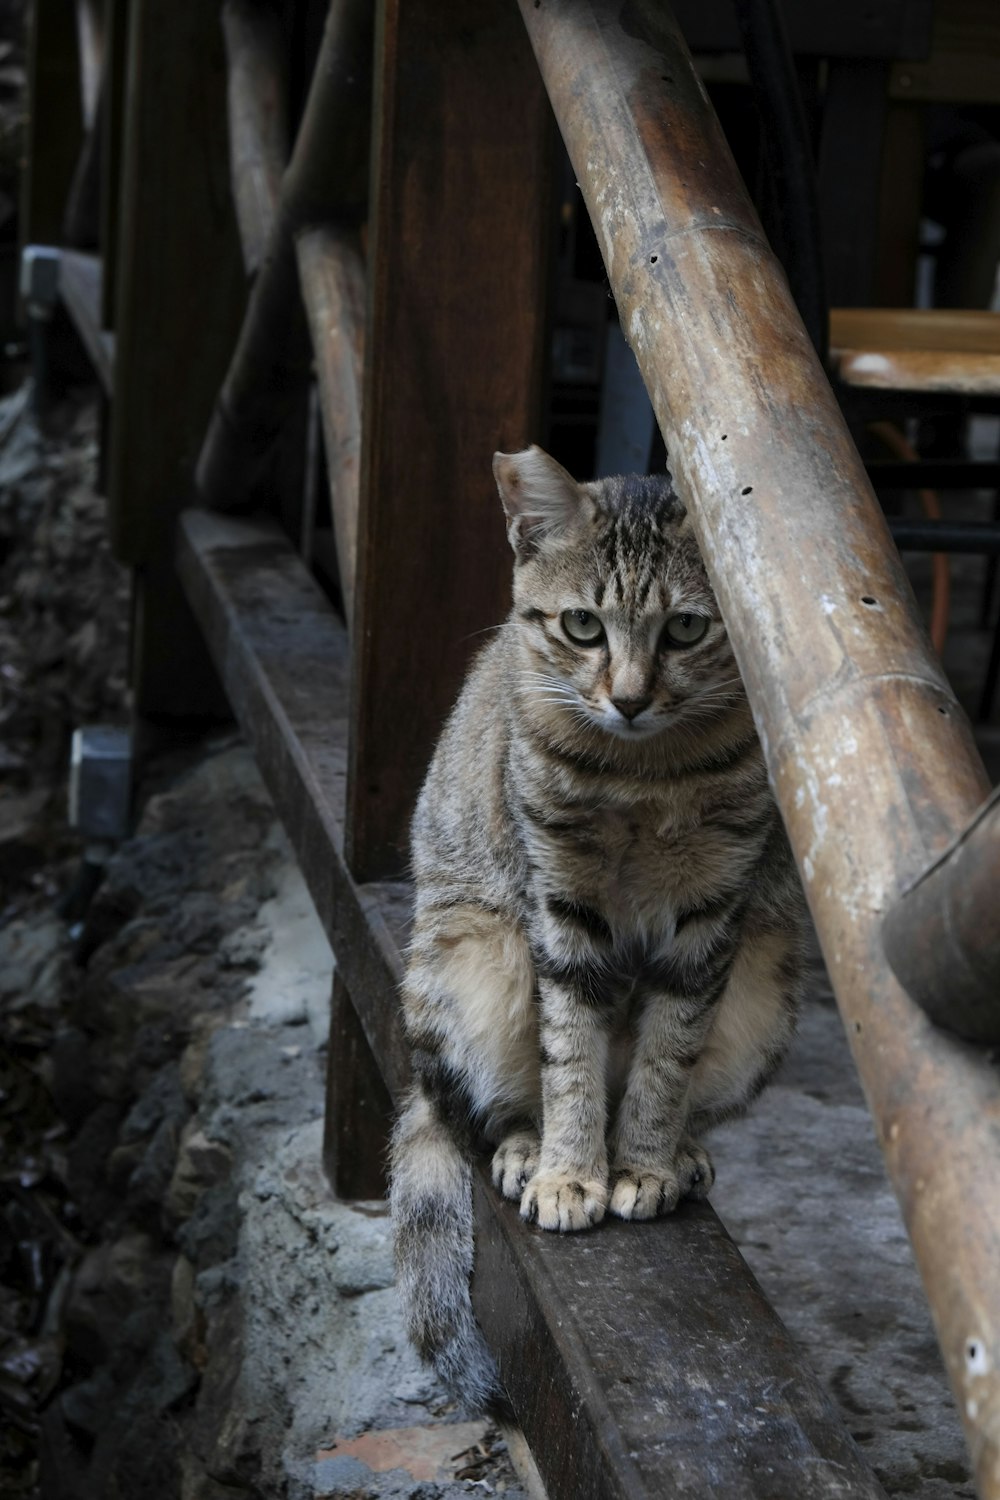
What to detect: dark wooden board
<box><xmin>671</xmin><ymin>0</ymin><xmax>932</xmax><ymax>59</ymax></box>
<box><xmin>177</xmin><ymin>507</ymin><xmax>884</xmax><ymax>1500</ymax></box>
<box><xmin>347</xmin><ymin>0</ymin><xmax>552</xmax><ymax>882</ymax></box>
<box><xmin>473</xmin><ymin>1179</ymin><xmax>885</xmax><ymax>1500</ymax></box>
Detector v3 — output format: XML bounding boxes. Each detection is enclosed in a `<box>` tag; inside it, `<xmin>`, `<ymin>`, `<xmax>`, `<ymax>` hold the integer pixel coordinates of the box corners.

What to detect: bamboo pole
<box><xmin>221</xmin><ymin>0</ymin><xmax>289</xmax><ymax>277</ymax></box>
<box><xmin>197</xmin><ymin>0</ymin><xmax>372</xmax><ymax>620</ymax></box>
<box><xmin>517</xmin><ymin>3</ymin><xmax>999</xmax><ymax>1494</ymax></box>
<box><xmin>295</xmin><ymin>224</ymin><xmax>365</xmax><ymax>619</ymax></box>
<box><xmin>883</xmin><ymin>785</ymin><xmax>1000</xmax><ymax>1045</ymax></box>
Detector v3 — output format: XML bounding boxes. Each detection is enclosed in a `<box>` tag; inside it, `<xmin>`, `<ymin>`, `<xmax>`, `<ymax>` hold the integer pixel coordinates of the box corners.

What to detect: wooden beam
<box><xmin>109</xmin><ymin>0</ymin><xmax>245</xmax><ymax>718</ymax></box>
<box><xmin>516</xmin><ymin>3</ymin><xmax>999</xmax><ymax>1492</ymax></box>
<box><xmin>176</xmin><ymin>507</ymin><xmax>884</xmax><ymax>1500</ymax></box>
<box><xmin>347</xmin><ymin>0</ymin><xmax>552</xmax><ymax>881</ymax></box>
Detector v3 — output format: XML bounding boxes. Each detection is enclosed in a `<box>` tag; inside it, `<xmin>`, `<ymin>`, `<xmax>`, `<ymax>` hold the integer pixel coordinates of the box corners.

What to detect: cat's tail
<box><xmin>390</xmin><ymin>1084</ymin><xmax>506</xmax><ymax>1414</ymax></box>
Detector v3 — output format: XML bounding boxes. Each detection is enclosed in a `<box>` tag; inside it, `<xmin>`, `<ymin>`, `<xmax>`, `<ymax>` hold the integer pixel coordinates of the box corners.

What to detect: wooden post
<box><xmin>346</xmin><ymin>0</ymin><xmax>552</xmax><ymax>881</ymax></box>
<box><xmin>21</xmin><ymin>0</ymin><xmax>83</xmax><ymax>249</ymax></box>
<box><xmin>324</xmin><ymin>972</ymin><xmax>393</xmax><ymax>1200</ymax></box>
<box><xmin>98</xmin><ymin>0</ymin><xmax>127</xmax><ymax>331</ymax></box>
<box><xmin>517</xmin><ymin>4</ymin><xmax>999</xmax><ymax>1492</ymax></box>
<box><xmin>109</xmin><ymin>0</ymin><xmax>245</xmax><ymax>718</ymax></box>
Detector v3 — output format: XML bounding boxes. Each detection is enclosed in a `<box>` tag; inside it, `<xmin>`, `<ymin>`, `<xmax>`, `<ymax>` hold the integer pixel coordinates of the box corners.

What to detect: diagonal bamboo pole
<box><xmin>517</xmin><ymin>3</ymin><xmax>999</xmax><ymax>1494</ymax></box>
<box><xmin>198</xmin><ymin>0</ymin><xmax>371</xmax><ymax>621</ymax></box>
<box><xmin>221</xmin><ymin>0</ymin><xmax>290</xmax><ymax>278</ymax></box>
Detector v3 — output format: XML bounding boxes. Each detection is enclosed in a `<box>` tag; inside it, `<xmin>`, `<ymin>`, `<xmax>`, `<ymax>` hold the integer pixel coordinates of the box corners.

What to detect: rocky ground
<box><xmin>0</xmin><ymin>379</ymin><xmax>995</xmax><ymax>1499</ymax></box>
<box><xmin>0</xmin><ymin>387</ymin><xmax>530</xmax><ymax>1499</ymax></box>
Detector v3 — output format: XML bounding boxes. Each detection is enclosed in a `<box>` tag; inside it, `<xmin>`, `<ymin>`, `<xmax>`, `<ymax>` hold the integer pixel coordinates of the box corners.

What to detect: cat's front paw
<box><xmin>520</xmin><ymin>1170</ymin><xmax>607</xmax><ymax>1232</ymax></box>
<box><xmin>608</xmin><ymin>1167</ymin><xmax>680</xmax><ymax>1220</ymax></box>
<box><xmin>675</xmin><ymin>1136</ymin><xmax>715</xmax><ymax>1200</ymax></box>
<box><xmin>492</xmin><ymin>1131</ymin><xmax>541</xmax><ymax>1201</ymax></box>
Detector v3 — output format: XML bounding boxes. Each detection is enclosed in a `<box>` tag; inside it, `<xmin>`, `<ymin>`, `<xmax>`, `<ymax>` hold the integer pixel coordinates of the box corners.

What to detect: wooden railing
<box><xmin>25</xmin><ymin>0</ymin><xmax>1000</xmax><ymax>1495</ymax></box>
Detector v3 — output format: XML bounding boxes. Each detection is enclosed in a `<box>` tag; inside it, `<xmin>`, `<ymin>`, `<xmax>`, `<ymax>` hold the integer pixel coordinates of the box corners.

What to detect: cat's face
<box><xmin>494</xmin><ymin>448</ymin><xmax>741</xmax><ymax>742</ymax></box>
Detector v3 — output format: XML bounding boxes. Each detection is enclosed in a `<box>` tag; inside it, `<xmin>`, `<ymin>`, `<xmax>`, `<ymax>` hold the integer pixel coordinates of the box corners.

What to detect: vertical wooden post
<box><xmin>99</xmin><ymin>0</ymin><xmax>128</xmax><ymax>331</ymax></box>
<box><xmin>21</xmin><ymin>0</ymin><xmax>83</xmax><ymax>249</ymax></box>
<box><xmin>109</xmin><ymin>0</ymin><xmax>246</xmax><ymax>719</ymax></box>
<box><xmin>345</xmin><ymin>0</ymin><xmax>552</xmax><ymax>881</ymax></box>
<box><xmin>324</xmin><ymin>972</ymin><xmax>393</xmax><ymax>1200</ymax></box>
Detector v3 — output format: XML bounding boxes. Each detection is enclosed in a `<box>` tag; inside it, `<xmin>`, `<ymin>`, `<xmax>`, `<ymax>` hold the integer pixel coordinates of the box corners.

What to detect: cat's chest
<box><xmin>533</xmin><ymin>796</ymin><xmax>739</xmax><ymax>925</ymax></box>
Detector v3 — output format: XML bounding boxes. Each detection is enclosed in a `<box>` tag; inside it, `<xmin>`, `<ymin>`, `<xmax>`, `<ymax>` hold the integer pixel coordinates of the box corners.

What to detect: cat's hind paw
<box><xmin>491</xmin><ymin>1131</ymin><xmax>541</xmax><ymax>1202</ymax></box>
<box><xmin>608</xmin><ymin>1167</ymin><xmax>680</xmax><ymax>1220</ymax></box>
<box><xmin>520</xmin><ymin>1170</ymin><xmax>607</xmax><ymax>1232</ymax></box>
<box><xmin>676</xmin><ymin>1136</ymin><xmax>715</xmax><ymax>1200</ymax></box>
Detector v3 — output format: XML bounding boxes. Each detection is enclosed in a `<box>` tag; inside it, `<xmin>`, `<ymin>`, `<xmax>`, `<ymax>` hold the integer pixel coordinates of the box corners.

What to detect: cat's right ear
<box><xmin>493</xmin><ymin>446</ymin><xmax>584</xmax><ymax>560</ymax></box>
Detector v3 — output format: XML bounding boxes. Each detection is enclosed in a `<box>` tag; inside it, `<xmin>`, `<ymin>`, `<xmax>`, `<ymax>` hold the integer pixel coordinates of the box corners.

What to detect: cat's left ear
<box><xmin>493</xmin><ymin>446</ymin><xmax>586</xmax><ymax>560</ymax></box>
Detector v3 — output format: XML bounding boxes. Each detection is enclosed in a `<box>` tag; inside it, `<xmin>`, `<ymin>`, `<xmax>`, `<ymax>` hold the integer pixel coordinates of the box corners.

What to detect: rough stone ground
<box><xmin>0</xmin><ymin>382</ymin><xmax>996</xmax><ymax>1499</ymax></box>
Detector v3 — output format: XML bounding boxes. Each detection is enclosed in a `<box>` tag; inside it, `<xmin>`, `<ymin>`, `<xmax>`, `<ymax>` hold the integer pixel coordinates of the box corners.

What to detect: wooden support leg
<box><xmin>109</xmin><ymin>0</ymin><xmax>245</xmax><ymax>719</ymax></box>
<box><xmin>346</xmin><ymin>0</ymin><xmax>552</xmax><ymax>881</ymax></box>
<box><xmin>21</xmin><ymin>0</ymin><xmax>83</xmax><ymax>249</ymax></box>
<box><xmin>324</xmin><ymin>971</ymin><xmax>393</xmax><ymax>1201</ymax></box>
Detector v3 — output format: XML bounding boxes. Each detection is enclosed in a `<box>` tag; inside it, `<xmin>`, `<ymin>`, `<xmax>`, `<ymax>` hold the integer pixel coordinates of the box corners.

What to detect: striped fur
<box><xmin>391</xmin><ymin>446</ymin><xmax>806</xmax><ymax>1411</ymax></box>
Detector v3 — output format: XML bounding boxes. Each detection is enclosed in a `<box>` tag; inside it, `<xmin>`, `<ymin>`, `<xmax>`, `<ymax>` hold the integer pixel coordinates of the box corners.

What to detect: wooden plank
<box><xmin>473</xmin><ymin>1182</ymin><xmax>883</xmax><ymax>1500</ymax></box>
<box><xmin>177</xmin><ymin>507</ymin><xmax>885</xmax><ymax>1500</ymax></box>
<box><xmin>831</xmin><ymin>307</ymin><xmax>1000</xmax><ymax>353</ymax></box>
<box><xmin>516</xmin><ymin>3</ymin><xmax>999</xmax><ymax>1492</ymax></box>
<box><xmin>347</xmin><ymin>0</ymin><xmax>551</xmax><ymax>882</ymax></box>
<box><xmin>21</xmin><ymin>0</ymin><xmax>83</xmax><ymax>248</ymax></box>
<box><xmin>58</xmin><ymin>250</ymin><xmax>114</xmax><ymax>393</ymax></box>
<box><xmin>833</xmin><ymin>348</ymin><xmax>1000</xmax><ymax>395</ymax></box>
<box><xmin>109</xmin><ymin>0</ymin><xmax>246</xmax><ymax>716</ymax></box>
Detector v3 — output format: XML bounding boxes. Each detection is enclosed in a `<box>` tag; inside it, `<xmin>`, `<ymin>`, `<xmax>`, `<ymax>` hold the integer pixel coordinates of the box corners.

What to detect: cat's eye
<box><xmin>561</xmin><ymin>609</ymin><xmax>605</xmax><ymax>646</ymax></box>
<box><xmin>662</xmin><ymin>613</ymin><xmax>709</xmax><ymax>647</ymax></box>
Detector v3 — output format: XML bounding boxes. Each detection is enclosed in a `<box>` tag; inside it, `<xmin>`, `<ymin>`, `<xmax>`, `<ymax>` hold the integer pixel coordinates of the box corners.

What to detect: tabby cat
<box><xmin>390</xmin><ymin>445</ymin><xmax>805</xmax><ymax>1412</ymax></box>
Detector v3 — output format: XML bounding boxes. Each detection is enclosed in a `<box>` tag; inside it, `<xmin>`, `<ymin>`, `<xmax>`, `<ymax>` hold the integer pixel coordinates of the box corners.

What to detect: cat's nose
<box><xmin>612</xmin><ymin>695</ymin><xmax>652</xmax><ymax>722</ymax></box>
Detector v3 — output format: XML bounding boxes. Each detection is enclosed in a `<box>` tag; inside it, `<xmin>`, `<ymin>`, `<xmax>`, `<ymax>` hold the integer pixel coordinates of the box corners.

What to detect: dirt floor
<box><xmin>0</xmin><ymin>382</ymin><xmax>997</xmax><ymax>1499</ymax></box>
